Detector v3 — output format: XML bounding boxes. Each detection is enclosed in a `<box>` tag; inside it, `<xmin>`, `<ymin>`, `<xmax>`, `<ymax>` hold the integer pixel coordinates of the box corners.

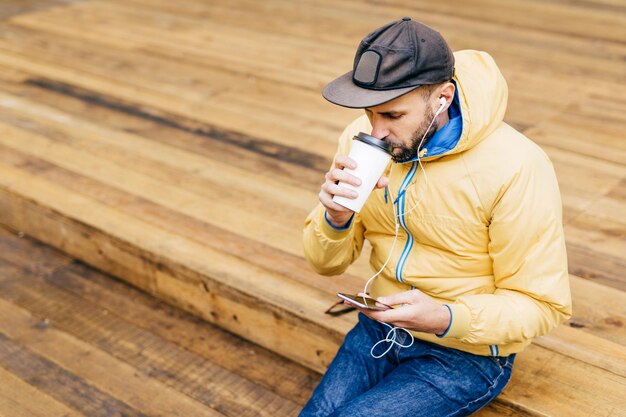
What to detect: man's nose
<box><xmin>370</xmin><ymin>121</ymin><xmax>390</xmax><ymax>140</ymax></box>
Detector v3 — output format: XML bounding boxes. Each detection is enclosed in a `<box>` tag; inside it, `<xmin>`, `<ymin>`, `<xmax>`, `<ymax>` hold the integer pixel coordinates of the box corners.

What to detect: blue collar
<box><xmin>402</xmin><ymin>80</ymin><xmax>463</xmax><ymax>163</ymax></box>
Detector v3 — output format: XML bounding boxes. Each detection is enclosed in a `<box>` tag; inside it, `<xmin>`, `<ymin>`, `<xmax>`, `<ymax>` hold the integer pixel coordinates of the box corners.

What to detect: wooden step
<box><xmin>1</xmin><ymin>91</ymin><xmax>625</xmax><ymax>416</ymax></box>
<box><xmin>0</xmin><ymin>1</ymin><xmax>625</xmax><ymax>416</ymax></box>
<box><xmin>0</xmin><ymin>224</ymin><xmax>537</xmax><ymax>417</ymax></box>
<box><xmin>2</xmin><ymin>212</ymin><xmax>626</xmax><ymax>417</ymax></box>
<box><xmin>0</xmin><ymin>226</ymin><xmax>311</xmax><ymax>416</ymax></box>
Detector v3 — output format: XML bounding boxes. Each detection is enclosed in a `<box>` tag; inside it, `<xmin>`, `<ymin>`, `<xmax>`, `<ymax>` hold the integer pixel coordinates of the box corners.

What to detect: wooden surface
<box><xmin>0</xmin><ymin>225</ymin><xmax>532</xmax><ymax>417</ymax></box>
<box><xmin>0</xmin><ymin>226</ymin><xmax>314</xmax><ymax>417</ymax></box>
<box><xmin>0</xmin><ymin>1</ymin><xmax>624</xmax><ymax>416</ymax></box>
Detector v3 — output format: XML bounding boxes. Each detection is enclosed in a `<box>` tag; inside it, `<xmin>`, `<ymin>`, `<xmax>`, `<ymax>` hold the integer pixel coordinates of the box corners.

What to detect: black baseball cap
<box><xmin>323</xmin><ymin>17</ymin><xmax>455</xmax><ymax>109</ymax></box>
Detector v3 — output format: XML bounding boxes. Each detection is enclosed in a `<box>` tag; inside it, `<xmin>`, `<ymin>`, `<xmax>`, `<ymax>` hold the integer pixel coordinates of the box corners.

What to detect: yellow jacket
<box><xmin>303</xmin><ymin>50</ymin><xmax>572</xmax><ymax>357</ymax></box>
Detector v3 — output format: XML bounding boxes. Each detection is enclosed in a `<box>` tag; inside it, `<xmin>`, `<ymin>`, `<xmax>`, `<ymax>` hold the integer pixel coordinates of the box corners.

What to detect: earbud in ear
<box><xmin>434</xmin><ymin>97</ymin><xmax>447</xmax><ymax>116</ymax></box>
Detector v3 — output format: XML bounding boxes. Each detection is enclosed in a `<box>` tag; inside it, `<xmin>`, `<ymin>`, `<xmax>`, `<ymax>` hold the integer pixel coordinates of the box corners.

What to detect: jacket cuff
<box><xmin>438</xmin><ymin>303</ymin><xmax>472</xmax><ymax>339</ymax></box>
<box><xmin>321</xmin><ymin>211</ymin><xmax>354</xmax><ymax>240</ymax></box>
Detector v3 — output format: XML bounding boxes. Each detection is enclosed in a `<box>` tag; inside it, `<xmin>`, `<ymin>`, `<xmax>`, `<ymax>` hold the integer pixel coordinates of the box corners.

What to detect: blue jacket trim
<box><xmin>489</xmin><ymin>344</ymin><xmax>500</xmax><ymax>357</ymax></box>
<box><xmin>324</xmin><ymin>211</ymin><xmax>353</xmax><ymax>231</ymax></box>
<box><xmin>436</xmin><ymin>304</ymin><xmax>453</xmax><ymax>338</ymax></box>
<box><xmin>394</xmin><ymin>161</ymin><xmax>418</xmax><ymax>283</ymax></box>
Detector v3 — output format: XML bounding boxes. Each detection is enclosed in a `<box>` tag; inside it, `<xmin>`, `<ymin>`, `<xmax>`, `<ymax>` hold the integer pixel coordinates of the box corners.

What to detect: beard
<box><xmin>387</xmin><ymin>108</ymin><xmax>438</xmax><ymax>163</ymax></box>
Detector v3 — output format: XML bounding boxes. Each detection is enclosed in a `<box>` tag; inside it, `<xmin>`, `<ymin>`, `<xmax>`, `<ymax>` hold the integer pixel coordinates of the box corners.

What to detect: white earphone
<box><xmin>434</xmin><ymin>96</ymin><xmax>447</xmax><ymax>116</ymax></box>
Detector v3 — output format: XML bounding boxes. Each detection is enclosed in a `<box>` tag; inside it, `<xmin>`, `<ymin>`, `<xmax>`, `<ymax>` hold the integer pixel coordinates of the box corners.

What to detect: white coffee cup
<box><xmin>333</xmin><ymin>132</ymin><xmax>392</xmax><ymax>213</ymax></box>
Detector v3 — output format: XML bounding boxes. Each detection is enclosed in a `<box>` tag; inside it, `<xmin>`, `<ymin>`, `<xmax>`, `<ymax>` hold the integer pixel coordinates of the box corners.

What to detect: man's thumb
<box><xmin>375</xmin><ymin>176</ymin><xmax>390</xmax><ymax>189</ymax></box>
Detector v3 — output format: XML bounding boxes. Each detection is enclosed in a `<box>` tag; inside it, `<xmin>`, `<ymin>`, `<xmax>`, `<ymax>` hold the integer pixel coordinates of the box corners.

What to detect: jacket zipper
<box><xmin>394</xmin><ymin>161</ymin><xmax>418</xmax><ymax>283</ymax></box>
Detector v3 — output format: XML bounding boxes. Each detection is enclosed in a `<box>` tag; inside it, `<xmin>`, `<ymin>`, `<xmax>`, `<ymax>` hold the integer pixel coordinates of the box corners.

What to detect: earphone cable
<box><xmin>361</xmin><ymin>101</ymin><xmax>441</xmax><ymax>358</ymax></box>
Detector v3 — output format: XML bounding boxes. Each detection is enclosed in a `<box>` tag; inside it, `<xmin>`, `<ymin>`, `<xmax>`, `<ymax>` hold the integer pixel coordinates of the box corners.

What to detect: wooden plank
<box><xmin>474</xmin><ymin>402</ymin><xmax>536</xmax><ymax>417</ymax></box>
<box><xmin>47</xmin><ymin>262</ymin><xmax>321</xmax><ymax>406</ymax></box>
<box><xmin>567</xmin><ymin>242</ymin><xmax>625</xmax><ymax>292</ymax></box>
<box><xmin>314</xmin><ymin>0</ymin><xmax>626</xmax><ymax>43</ymax></box>
<box><xmin>5</xmin><ymin>258</ymin><xmax>626</xmax><ymax>417</ymax></box>
<box><xmin>526</xmin><ymin>113</ymin><xmax>626</xmax><ymax>168</ymax></box>
<box><xmin>542</xmin><ymin>144</ymin><xmax>625</xmax><ymax>221</ymax></box>
<box><xmin>9</xmin><ymin>0</ymin><xmax>624</xmax><ymax>177</ymax></box>
<box><xmin>0</xmin><ymin>297</ymin><xmax>234</xmax><ymax>417</ymax></box>
<box><xmin>0</xmin><ymin>226</ymin><xmax>73</xmax><ymax>276</ymax></box>
<box><xmin>109</xmin><ymin>0</ymin><xmax>626</xmax><ymax>47</ymax></box>
<box><xmin>157</xmin><ymin>0</ymin><xmax>626</xmax><ymax>80</ymax></box>
<box><xmin>14</xmin><ymin>0</ymin><xmax>624</xmax><ymax>159</ymax></box>
<box><xmin>9</xmin><ymin>2</ymin><xmax>624</xmax><ymax>151</ymax></box>
<box><xmin>0</xmin><ymin>266</ymin><xmax>301</xmax><ymax>417</ymax></box>
<box><xmin>13</xmin><ymin>0</ymin><xmax>626</xmax><ymax>129</ymax></box>
<box><xmin>3</xmin><ymin>71</ymin><xmax>625</xmax><ymax>278</ymax></box>
<box><xmin>499</xmin><ymin>344</ymin><xmax>626</xmax><ymax>417</ymax></box>
<box><xmin>0</xmin><ymin>0</ymin><xmax>81</xmax><ymax>20</ymax></box>
<box><xmin>0</xmin><ymin>62</ymin><xmax>30</xmax><ymax>83</ymax></box>
<box><xmin>565</xmin><ymin>216</ymin><xmax>626</xmax><ymax>292</ymax></box>
<box><xmin>0</xmin><ymin>119</ymin><xmax>305</xmax><ymax>257</ymax></box>
<box><xmin>534</xmin><ymin>324</ymin><xmax>626</xmax><ymax>379</ymax></box>
<box><xmin>3</xmin><ymin>228</ymin><xmax>626</xmax><ymax>417</ymax></box>
<box><xmin>566</xmin><ymin>275</ymin><xmax>626</xmax><ymax>346</ymax></box>
<box><xmin>3</xmin><ymin>136</ymin><xmax>358</xmax><ymax>308</ymax></box>
<box><xmin>0</xmin><ymin>81</ymin><xmax>373</xmax><ymax>285</ymax></box>
<box><xmin>0</xmin><ymin>366</ymin><xmax>84</xmax><ymax>417</ymax></box>
<box><xmin>0</xmin><ymin>23</ymin><xmax>341</xmax><ymax>156</ymax></box>
<box><xmin>0</xmin><ymin>90</ymin><xmax>317</xmax><ymax>216</ymax></box>
<box><xmin>10</xmin><ymin>0</ymin><xmax>349</xmax><ymax>83</ymax></box>
<box><xmin>0</xmin><ymin>74</ymin><xmax>328</xmax><ymax>191</ymax></box>
<box><xmin>0</xmin><ymin>162</ymin><xmax>350</xmax><ymax>372</ymax></box>
<box><xmin>0</xmin><ymin>142</ymin><xmax>365</xmax><ymax>297</ymax></box>
<box><xmin>0</xmin><ymin>333</ymin><xmax>150</xmax><ymax>417</ymax></box>
<box><xmin>8</xmin><ymin>15</ymin><xmax>334</xmax><ymax>101</ymax></box>
<box><xmin>48</xmin><ymin>264</ymin><xmax>626</xmax><ymax>408</ymax></box>
<box><xmin>0</xmin><ymin>225</ymin><xmax>318</xmax><ymax>409</ymax></box>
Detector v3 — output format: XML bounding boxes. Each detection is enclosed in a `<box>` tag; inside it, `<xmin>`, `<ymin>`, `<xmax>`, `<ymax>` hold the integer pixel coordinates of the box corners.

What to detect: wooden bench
<box><xmin>0</xmin><ymin>0</ymin><xmax>624</xmax><ymax>415</ymax></box>
<box><xmin>0</xmin><ymin>97</ymin><xmax>624</xmax><ymax>415</ymax></box>
<box><xmin>3</xmin><ymin>226</ymin><xmax>624</xmax><ymax>417</ymax></box>
<box><xmin>0</xmin><ymin>226</ymin><xmax>314</xmax><ymax>416</ymax></box>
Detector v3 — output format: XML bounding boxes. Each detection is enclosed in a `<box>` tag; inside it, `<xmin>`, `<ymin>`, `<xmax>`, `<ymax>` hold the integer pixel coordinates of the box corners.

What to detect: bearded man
<box><xmin>300</xmin><ymin>17</ymin><xmax>571</xmax><ymax>417</ymax></box>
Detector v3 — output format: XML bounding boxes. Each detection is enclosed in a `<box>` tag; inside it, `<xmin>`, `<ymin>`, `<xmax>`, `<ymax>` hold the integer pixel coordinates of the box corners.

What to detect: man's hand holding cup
<box><xmin>319</xmin><ymin>133</ymin><xmax>392</xmax><ymax>228</ymax></box>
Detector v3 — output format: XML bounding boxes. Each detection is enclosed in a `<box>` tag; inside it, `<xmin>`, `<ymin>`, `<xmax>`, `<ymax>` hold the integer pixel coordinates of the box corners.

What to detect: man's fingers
<box><xmin>335</xmin><ymin>155</ymin><xmax>357</xmax><ymax>170</ymax></box>
<box><xmin>319</xmin><ymin>191</ymin><xmax>353</xmax><ymax>212</ymax></box>
<box><xmin>324</xmin><ymin>183</ymin><xmax>358</xmax><ymax>200</ymax></box>
<box><xmin>376</xmin><ymin>289</ymin><xmax>422</xmax><ymax>307</ymax></box>
<box><xmin>329</xmin><ymin>168</ymin><xmax>362</xmax><ymax>187</ymax></box>
<box><xmin>364</xmin><ymin>304</ymin><xmax>415</xmax><ymax>323</ymax></box>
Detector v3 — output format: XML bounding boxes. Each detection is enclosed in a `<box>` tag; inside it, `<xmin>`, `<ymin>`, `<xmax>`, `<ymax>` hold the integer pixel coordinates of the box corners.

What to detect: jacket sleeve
<box><xmin>302</xmin><ymin>204</ymin><xmax>366</xmax><ymax>275</ymax></box>
<box><xmin>442</xmin><ymin>149</ymin><xmax>573</xmax><ymax>344</ymax></box>
<box><xmin>302</xmin><ymin>119</ymin><xmax>367</xmax><ymax>276</ymax></box>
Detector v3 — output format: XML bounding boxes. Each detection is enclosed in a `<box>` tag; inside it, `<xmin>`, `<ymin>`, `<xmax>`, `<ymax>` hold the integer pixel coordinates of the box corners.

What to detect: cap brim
<box><xmin>322</xmin><ymin>71</ymin><xmax>420</xmax><ymax>109</ymax></box>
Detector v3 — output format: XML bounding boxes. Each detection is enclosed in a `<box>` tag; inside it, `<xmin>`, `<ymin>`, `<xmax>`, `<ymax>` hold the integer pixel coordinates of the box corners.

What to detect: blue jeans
<box><xmin>300</xmin><ymin>313</ymin><xmax>515</xmax><ymax>417</ymax></box>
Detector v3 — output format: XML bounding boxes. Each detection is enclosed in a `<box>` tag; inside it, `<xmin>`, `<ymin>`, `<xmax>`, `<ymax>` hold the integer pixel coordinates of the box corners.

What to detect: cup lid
<box><xmin>353</xmin><ymin>132</ymin><xmax>392</xmax><ymax>155</ymax></box>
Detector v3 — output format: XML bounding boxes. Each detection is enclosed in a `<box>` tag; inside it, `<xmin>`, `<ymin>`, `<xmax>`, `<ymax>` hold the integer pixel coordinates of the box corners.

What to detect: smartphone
<box><xmin>336</xmin><ymin>293</ymin><xmax>392</xmax><ymax>311</ymax></box>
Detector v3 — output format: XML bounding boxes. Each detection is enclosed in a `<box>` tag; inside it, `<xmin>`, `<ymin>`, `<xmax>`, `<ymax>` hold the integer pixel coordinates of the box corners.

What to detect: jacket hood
<box><xmin>441</xmin><ymin>50</ymin><xmax>508</xmax><ymax>158</ymax></box>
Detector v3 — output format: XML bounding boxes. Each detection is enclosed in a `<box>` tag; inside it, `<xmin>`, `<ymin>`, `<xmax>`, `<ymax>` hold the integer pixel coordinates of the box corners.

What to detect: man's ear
<box><xmin>438</xmin><ymin>82</ymin><xmax>455</xmax><ymax>105</ymax></box>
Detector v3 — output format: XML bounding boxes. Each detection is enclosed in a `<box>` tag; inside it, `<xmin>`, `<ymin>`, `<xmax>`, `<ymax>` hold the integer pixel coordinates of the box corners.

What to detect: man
<box><xmin>300</xmin><ymin>17</ymin><xmax>572</xmax><ymax>417</ymax></box>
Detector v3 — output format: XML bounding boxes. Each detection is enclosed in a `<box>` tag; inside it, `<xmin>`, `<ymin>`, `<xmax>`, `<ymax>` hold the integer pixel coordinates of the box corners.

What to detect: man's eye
<box><xmin>386</xmin><ymin>114</ymin><xmax>402</xmax><ymax>120</ymax></box>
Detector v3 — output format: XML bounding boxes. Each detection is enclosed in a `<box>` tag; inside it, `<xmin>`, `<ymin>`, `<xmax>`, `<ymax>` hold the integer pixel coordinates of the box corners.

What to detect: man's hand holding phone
<box><xmin>349</xmin><ymin>289</ymin><xmax>452</xmax><ymax>335</ymax></box>
<box><xmin>337</xmin><ymin>293</ymin><xmax>393</xmax><ymax>311</ymax></box>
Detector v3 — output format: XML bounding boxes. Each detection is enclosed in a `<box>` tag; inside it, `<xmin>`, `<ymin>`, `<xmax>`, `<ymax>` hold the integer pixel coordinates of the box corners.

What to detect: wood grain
<box><xmin>0</xmin><ymin>0</ymin><xmax>624</xmax><ymax>415</ymax></box>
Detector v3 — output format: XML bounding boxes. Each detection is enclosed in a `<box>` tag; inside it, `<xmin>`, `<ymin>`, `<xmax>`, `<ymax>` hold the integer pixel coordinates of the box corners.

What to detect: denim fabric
<box><xmin>300</xmin><ymin>313</ymin><xmax>515</xmax><ymax>417</ymax></box>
